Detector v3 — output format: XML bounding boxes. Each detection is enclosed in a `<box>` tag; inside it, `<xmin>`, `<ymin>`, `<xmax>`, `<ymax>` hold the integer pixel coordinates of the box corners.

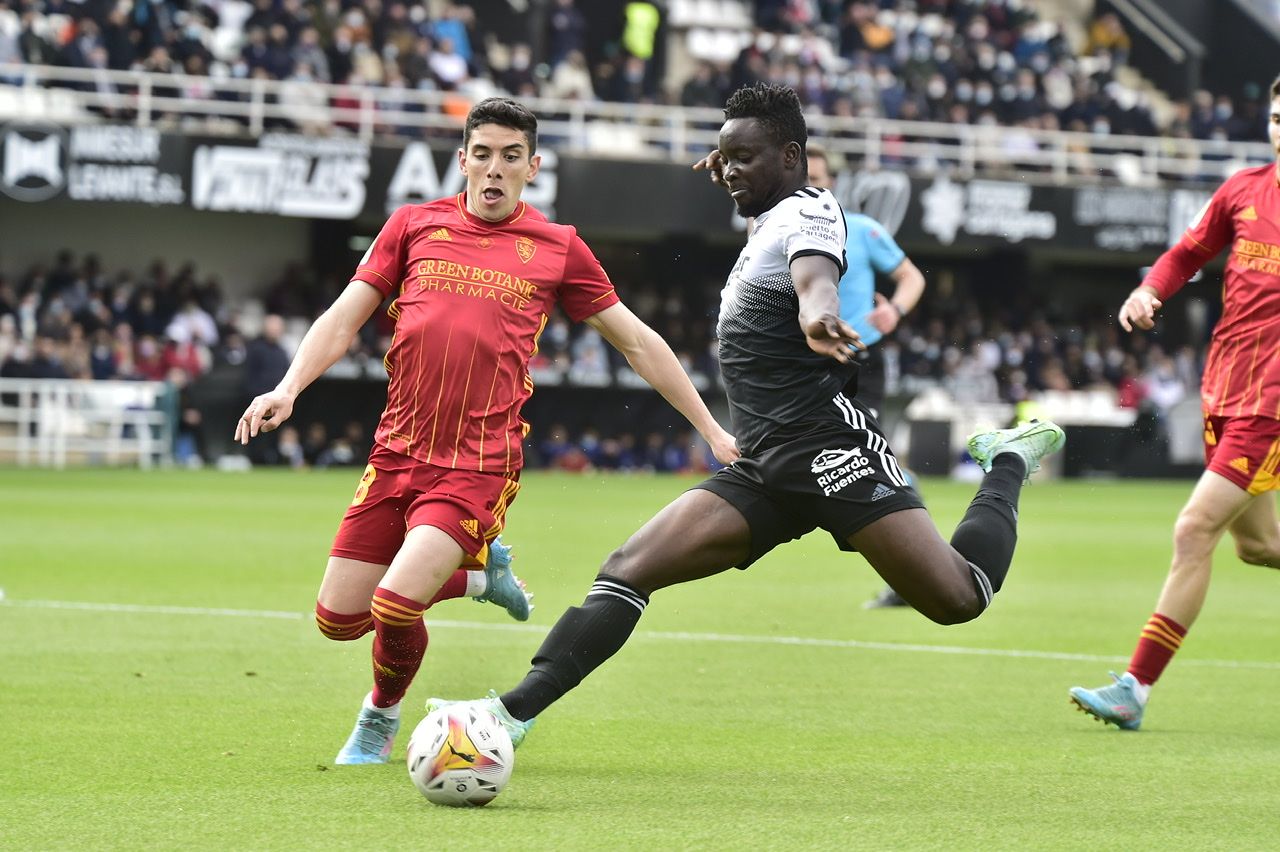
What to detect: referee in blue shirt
<box><xmin>807</xmin><ymin>145</ymin><xmax>926</xmax><ymax>608</ymax></box>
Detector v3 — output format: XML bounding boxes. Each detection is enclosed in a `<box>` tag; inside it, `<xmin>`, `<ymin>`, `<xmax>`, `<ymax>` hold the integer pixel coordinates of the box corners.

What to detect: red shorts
<box><xmin>330</xmin><ymin>443</ymin><xmax>520</xmax><ymax>566</ymax></box>
<box><xmin>1203</xmin><ymin>413</ymin><xmax>1280</xmax><ymax>495</ymax></box>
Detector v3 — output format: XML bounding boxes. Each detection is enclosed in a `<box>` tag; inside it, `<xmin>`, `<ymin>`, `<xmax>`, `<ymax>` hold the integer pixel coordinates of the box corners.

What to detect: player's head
<box><xmin>717</xmin><ymin>83</ymin><xmax>808</xmax><ymax>218</ymax></box>
<box><xmin>806</xmin><ymin>143</ymin><xmax>833</xmax><ymax>190</ymax></box>
<box><xmin>459</xmin><ymin>97</ymin><xmax>541</xmax><ymax>221</ymax></box>
<box><xmin>1269</xmin><ymin>74</ymin><xmax>1280</xmax><ymax>158</ymax></box>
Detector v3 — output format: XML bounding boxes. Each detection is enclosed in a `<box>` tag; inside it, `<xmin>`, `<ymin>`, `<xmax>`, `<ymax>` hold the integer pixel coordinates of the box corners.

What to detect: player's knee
<box><xmin>599</xmin><ymin>543</ymin><xmax>662</xmax><ymax>595</ymax></box>
<box><xmin>1171</xmin><ymin>510</ymin><xmax>1221</xmax><ymax>557</ymax></box>
<box><xmin>917</xmin><ymin>588</ymin><xmax>984</xmax><ymax>626</ymax></box>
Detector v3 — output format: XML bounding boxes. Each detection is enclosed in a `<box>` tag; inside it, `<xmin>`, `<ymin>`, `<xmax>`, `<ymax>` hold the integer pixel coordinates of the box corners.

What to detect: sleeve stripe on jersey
<box><xmin>354</xmin><ymin>267</ymin><xmax>395</xmax><ymax>288</ymax></box>
<box><xmin>794</xmin><ymin>187</ymin><xmax>820</xmax><ymax>198</ymax></box>
<box><xmin>790</xmin><ymin>248</ymin><xmax>846</xmax><ymax>275</ymax></box>
<box><xmin>590</xmin><ymin>289</ymin><xmax>617</xmax><ymax>303</ymax></box>
<box><xmin>1186</xmin><ymin>235</ymin><xmax>1214</xmax><ymax>254</ymax></box>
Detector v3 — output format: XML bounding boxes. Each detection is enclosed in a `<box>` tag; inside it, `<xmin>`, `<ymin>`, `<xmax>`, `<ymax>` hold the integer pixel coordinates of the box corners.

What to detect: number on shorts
<box><xmin>352</xmin><ymin>464</ymin><xmax>377</xmax><ymax>506</ymax></box>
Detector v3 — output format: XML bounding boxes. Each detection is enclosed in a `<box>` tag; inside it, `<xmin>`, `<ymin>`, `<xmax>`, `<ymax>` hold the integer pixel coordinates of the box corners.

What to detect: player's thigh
<box><xmin>602</xmin><ymin>488</ymin><xmax>751</xmax><ymax>594</ymax></box>
<box><xmin>847</xmin><ymin>508</ymin><xmax>975</xmax><ymax>616</ymax></box>
<box><xmin>317</xmin><ymin>557</ymin><xmax>389</xmax><ymax>612</ymax></box>
<box><xmin>1176</xmin><ymin>469</ymin><xmax>1255</xmax><ymax>544</ymax></box>
<box><xmin>380</xmin><ymin>524</ymin><xmax>467</xmax><ymax>602</ymax></box>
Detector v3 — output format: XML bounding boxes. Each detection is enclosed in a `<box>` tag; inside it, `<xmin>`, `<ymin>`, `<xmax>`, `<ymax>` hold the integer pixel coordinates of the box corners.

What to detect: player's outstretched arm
<box><xmin>1117</xmin><ymin>284</ymin><xmax>1163</xmax><ymax>333</ymax></box>
<box><xmin>585</xmin><ymin>303</ymin><xmax>739</xmax><ymax>465</ymax></box>
<box><xmin>235</xmin><ymin>281</ymin><xmax>383</xmax><ymax>444</ymax></box>
<box><xmin>792</xmin><ymin>255</ymin><xmax>863</xmax><ymax>361</ymax></box>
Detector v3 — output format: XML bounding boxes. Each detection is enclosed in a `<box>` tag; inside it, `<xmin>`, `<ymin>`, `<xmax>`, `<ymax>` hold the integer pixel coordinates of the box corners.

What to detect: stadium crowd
<box><xmin>0</xmin><ymin>248</ymin><xmax>1207</xmax><ymax>468</ymax></box>
<box><xmin>0</xmin><ymin>0</ymin><xmax>1268</xmax><ymax>145</ymax></box>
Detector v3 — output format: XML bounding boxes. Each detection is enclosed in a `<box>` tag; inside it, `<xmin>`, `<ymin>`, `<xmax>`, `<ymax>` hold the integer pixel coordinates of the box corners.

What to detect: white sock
<box><xmin>363</xmin><ymin>691</ymin><xmax>400</xmax><ymax>717</ymax></box>
<box><xmin>1123</xmin><ymin>673</ymin><xmax>1151</xmax><ymax>706</ymax></box>
<box><xmin>465</xmin><ymin>569</ymin><xmax>487</xmax><ymax>598</ymax></box>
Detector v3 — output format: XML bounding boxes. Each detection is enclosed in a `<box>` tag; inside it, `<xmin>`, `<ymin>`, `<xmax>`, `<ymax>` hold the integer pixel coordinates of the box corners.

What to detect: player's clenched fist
<box><xmin>1118</xmin><ymin>285</ymin><xmax>1162</xmax><ymax>332</ymax></box>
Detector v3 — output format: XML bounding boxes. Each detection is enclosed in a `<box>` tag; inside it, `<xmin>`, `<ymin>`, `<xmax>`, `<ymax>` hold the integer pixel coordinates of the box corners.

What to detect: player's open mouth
<box><xmin>482</xmin><ymin>187</ymin><xmax>504</xmax><ymax>202</ymax></box>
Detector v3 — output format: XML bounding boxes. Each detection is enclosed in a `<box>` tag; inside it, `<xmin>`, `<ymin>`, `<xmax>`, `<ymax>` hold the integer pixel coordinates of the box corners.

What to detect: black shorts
<box><xmin>694</xmin><ymin>395</ymin><xmax>924</xmax><ymax>569</ymax></box>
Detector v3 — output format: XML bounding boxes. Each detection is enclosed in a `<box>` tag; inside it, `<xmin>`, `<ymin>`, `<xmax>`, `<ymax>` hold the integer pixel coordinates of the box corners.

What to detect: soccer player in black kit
<box><xmin>432</xmin><ymin>84</ymin><xmax>1065</xmax><ymax>746</ymax></box>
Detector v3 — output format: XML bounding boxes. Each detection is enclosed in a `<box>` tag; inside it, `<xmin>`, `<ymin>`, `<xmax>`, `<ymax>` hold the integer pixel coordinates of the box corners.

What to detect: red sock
<box><xmin>314</xmin><ymin>603</ymin><xmax>373</xmax><ymax>641</ymax></box>
<box><xmin>1127</xmin><ymin>612</ymin><xmax>1188</xmax><ymax>686</ymax></box>
<box><xmin>370</xmin><ymin>588</ymin><xmax>428</xmax><ymax>708</ymax></box>
<box><xmin>427</xmin><ymin>569</ymin><xmax>470</xmax><ymax>609</ymax></box>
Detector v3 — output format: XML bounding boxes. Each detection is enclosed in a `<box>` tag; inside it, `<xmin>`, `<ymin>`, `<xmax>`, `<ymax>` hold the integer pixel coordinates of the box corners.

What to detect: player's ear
<box><xmin>456</xmin><ymin>147</ymin><xmax>467</xmax><ymax>174</ymax></box>
<box><xmin>783</xmin><ymin>141</ymin><xmax>802</xmax><ymax>170</ymax></box>
<box><xmin>526</xmin><ymin>153</ymin><xmax>541</xmax><ymax>183</ymax></box>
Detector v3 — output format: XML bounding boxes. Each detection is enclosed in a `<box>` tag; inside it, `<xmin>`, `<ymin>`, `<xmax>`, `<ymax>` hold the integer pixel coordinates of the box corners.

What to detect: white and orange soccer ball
<box><xmin>406</xmin><ymin>705</ymin><xmax>515</xmax><ymax>807</ymax></box>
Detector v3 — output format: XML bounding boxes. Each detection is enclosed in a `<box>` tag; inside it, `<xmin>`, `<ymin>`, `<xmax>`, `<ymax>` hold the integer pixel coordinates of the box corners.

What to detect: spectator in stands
<box><xmin>4</xmin><ymin>335</ymin><xmax>70</xmax><ymax>380</ymax></box>
<box><xmin>165</xmin><ymin>299</ymin><xmax>219</xmax><ymax>350</ymax></box>
<box><xmin>429</xmin><ymin>36</ymin><xmax>470</xmax><ymax>89</ymax></box>
<box><xmin>276</xmin><ymin>424</ymin><xmax>307</xmax><ymax>468</ymax></box>
<box><xmin>681</xmin><ymin>60</ymin><xmax>725</xmax><ymax>109</ymax></box>
<box><xmin>546</xmin><ymin>49</ymin><xmax>594</xmax><ymax>101</ymax></box>
<box><xmin>1086</xmin><ymin>12</ymin><xmax>1131</xmax><ymax>66</ymax></box>
<box><xmin>499</xmin><ymin>43</ymin><xmax>538</xmax><ymax>97</ymax></box>
<box><xmin>548</xmin><ymin>0</ymin><xmax>587</xmax><ymax>68</ymax></box>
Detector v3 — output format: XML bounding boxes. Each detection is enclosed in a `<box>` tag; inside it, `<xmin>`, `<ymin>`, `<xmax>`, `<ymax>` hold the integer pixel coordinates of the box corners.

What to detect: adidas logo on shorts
<box><xmin>871</xmin><ymin>483</ymin><xmax>896</xmax><ymax>502</ymax></box>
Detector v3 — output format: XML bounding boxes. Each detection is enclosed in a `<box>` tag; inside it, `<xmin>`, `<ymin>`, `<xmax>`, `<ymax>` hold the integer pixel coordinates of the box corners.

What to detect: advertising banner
<box><xmin>190</xmin><ymin>133</ymin><xmax>369</xmax><ymax>219</ymax></box>
<box><xmin>0</xmin><ymin>121</ymin><xmax>1220</xmax><ymax>258</ymax></box>
<box><xmin>1</xmin><ymin>122</ymin><xmax>186</xmax><ymax>205</ymax></box>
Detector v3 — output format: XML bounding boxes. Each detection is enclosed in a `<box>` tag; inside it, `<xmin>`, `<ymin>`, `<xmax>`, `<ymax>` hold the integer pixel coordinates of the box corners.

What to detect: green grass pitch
<box><xmin>3</xmin><ymin>468</ymin><xmax>1279</xmax><ymax>849</ymax></box>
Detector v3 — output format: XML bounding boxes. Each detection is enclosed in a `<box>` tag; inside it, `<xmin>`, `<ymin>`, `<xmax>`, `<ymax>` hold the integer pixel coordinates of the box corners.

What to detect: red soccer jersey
<box><xmin>353</xmin><ymin>195</ymin><xmax>619</xmax><ymax>472</ymax></box>
<box><xmin>1149</xmin><ymin>164</ymin><xmax>1280</xmax><ymax>419</ymax></box>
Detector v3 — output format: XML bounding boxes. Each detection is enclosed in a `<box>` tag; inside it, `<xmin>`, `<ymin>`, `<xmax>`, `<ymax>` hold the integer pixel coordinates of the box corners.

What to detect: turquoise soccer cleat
<box><xmin>426</xmin><ymin>690</ymin><xmax>535</xmax><ymax>749</ymax></box>
<box><xmin>1069</xmin><ymin>672</ymin><xmax>1144</xmax><ymax>730</ymax></box>
<box><xmin>967</xmin><ymin>419</ymin><xmax>1066</xmax><ymax>483</ymax></box>
<box><xmin>335</xmin><ymin>703</ymin><xmax>401</xmax><ymax>764</ymax></box>
<box><xmin>473</xmin><ymin>536</ymin><xmax>533</xmax><ymax>622</ymax></box>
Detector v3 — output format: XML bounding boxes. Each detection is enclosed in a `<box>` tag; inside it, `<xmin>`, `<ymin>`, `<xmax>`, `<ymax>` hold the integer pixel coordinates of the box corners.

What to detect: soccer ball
<box><xmin>406</xmin><ymin>705</ymin><xmax>515</xmax><ymax>807</ymax></box>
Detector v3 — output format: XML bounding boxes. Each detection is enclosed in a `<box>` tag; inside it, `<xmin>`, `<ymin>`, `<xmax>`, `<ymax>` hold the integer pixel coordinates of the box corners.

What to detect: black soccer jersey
<box><xmin>717</xmin><ymin>187</ymin><xmax>855</xmax><ymax>455</ymax></box>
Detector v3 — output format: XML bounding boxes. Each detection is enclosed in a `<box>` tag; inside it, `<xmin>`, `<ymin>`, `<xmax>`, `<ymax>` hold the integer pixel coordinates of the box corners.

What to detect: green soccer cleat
<box><xmin>335</xmin><ymin>703</ymin><xmax>401</xmax><ymax>764</ymax></box>
<box><xmin>1069</xmin><ymin>672</ymin><xmax>1144</xmax><ymax>731</ymax></box>
<box><xmin>473</xmin><ymin>536</ymin><xmax>533</xmax><ymax>622</ymax></box>
<box><xmin>967</xmin><ymin>419</ymin><xmax>1066</xmax><ymax>483</ymax></box>
<box><xmin>426</xmin><ymin>690</ymin><xmax>535</xmax><ymax>749</ymax></box>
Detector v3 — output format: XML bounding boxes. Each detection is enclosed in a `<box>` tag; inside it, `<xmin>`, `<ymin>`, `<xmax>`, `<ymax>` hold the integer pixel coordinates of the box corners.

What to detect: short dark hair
<box><xmin>723</xmin><ymin>83</ymin><xmax>808</xmax><ymax>154</ymax></box>
<box><xmin>463</xmin><ymin>97</ymin><xmax>538</xmax><ymax>155</ymax></box>
<box><xmin>1271</xmin><ymin>74</ymin><xmax>1280</xmax><ymax>101</ymax></box>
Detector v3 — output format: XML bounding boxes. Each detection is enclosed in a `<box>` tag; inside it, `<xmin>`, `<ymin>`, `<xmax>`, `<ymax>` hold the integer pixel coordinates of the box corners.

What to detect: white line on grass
<box><xmin>4</xmin><ymin>597</ymin><xmax>1279</xmax><ymax>671</ymax></box>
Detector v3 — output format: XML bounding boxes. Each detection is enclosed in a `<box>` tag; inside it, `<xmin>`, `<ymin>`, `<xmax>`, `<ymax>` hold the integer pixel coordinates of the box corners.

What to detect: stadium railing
<box><xmin>0</xmin><ymin>63</ymin><xmax>1271</xmax><ymax>186</ymax></box>
<box><xmin>0</xmin><ymin>378</ymin><xmax>175</xmax><ymax>469</ymax></box>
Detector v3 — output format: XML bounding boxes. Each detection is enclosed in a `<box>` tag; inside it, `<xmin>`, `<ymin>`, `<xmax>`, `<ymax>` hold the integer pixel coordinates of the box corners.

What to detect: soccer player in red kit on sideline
<box><xmin>1069</xmin><ymin>75</ymin><xmax>1280</xmax><ymax>730</ymax></box>
<box><xmin>235</xmin><ymin>97</ymin><xmax>738</xmax><ymax>764</ymax></box>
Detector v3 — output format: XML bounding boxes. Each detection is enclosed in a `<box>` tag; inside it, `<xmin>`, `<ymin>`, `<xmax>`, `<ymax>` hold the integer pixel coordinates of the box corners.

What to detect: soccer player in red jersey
<box><xmin>1070</xmin><ymin>76</ymin><xmax>1280</xmax><ymax>730</ymax></box>
<box><xmin>234</xmin><ymin>98</ymin><xmax>738</xmax><ymax>764</ymax></box>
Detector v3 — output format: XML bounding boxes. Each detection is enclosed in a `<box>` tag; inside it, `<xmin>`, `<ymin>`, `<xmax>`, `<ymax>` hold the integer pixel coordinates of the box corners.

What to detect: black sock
<box><xmin>500</xmin><ymin>575</ymin><xmax>648</xmax><ymax>721</ymax></box>
<box><xmin>949</xmin><ymin>454</ymin><xmax>1025</xmax><ymax>605</ymax></box>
